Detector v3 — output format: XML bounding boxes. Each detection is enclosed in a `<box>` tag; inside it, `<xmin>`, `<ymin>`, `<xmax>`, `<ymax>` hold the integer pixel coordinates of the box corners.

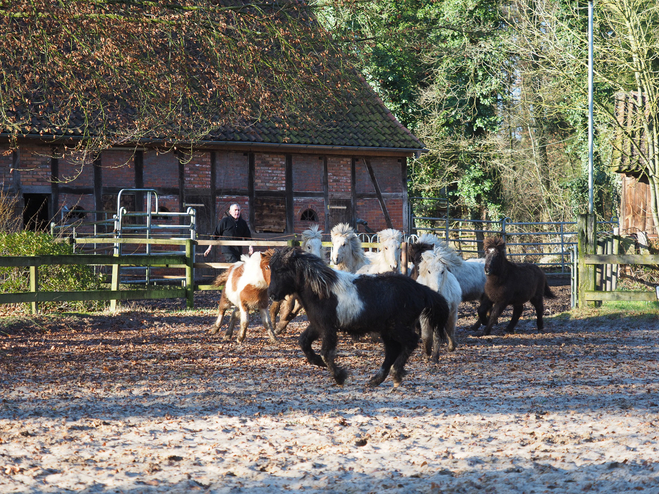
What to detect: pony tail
<box><xmin>213</xmin><ymin>271</ymin><xmax>230</xmax><ymax>287</ymax></box>
<box><xmin>544</xmin><ymin>281</ymin><xmax>556</xmax><ymax>299</ymax></box>
<box><xmin>421</xmin><ymin>290</ymin><xmax>450</xmax><ymax>343</ymax></box>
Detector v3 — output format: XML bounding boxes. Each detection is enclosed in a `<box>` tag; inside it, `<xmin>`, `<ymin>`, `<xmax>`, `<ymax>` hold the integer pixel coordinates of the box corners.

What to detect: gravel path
<box><xmin>2</xmin><ymin>285</ymin><xmax>659</xmax><ymax>493</ymax></box>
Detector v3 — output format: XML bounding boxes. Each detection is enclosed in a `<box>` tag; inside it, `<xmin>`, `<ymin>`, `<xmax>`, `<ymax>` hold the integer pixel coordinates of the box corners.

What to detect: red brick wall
<box><xmin>216</xmin><ymin>152</ymin><xmax>249</xmax><ymax>191</ymax></box>
<box><xmin>255</xmin><ymin>154</ymin><xmax>285</xmax><ymax>191</ymax></box>
<box><xmin>17</xmin><ymin>143</ymin><xmax>52</xmax><ymax>187</ymax></box>
<box><xmin>144</xmin><ymin>150</ymin><xmax>178</xmax><ymax>189</ymax></box>
<box><xmin>293</xmin><ymin>198</ymin><xmax>326</xmax><ymax>233</ymax></box>
<box><xmin>60</xmin><ymin>152</ymin><xmax>93</xmax><ymax>188</ymax></box>
<box><xmin>102</xmin><ymin>150</ymin><xmax>135</xmax><ymax>188</ymax></box>
<box><xmin>292</xmin><ymin>154</ymin><xmax>323</xmax><ymax>192</ymax></box>
<box><xmin>355</xmin><ymin>157</ymin><xmax>402</xmax><ymax>194</ymax></box>
<box><xmin>355</xmin><ymin>197</ymin><xmax>404</xmax><ymax>232</ymax></box>
<box><xmin>327</xmin><ymin>156</ymin><xmax>351</xmax><ymax>197</ymax></box>
<box><xmin>183</xmin><ymin>152</ymin><xmax>211</xmax><ymax>190</ymax></box>
<box><xmin>0</xmin><ymin>142</ymin><xmax>409</xmax><ymax>234</ymax></box>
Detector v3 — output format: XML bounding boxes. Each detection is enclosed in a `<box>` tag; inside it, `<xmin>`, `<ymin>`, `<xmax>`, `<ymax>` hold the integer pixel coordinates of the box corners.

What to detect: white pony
<box><xmin>270</xmin><ymin>225</ymin><xmax>326</xmax><ymax>334</ymax></box>
<box><xmin>330</xmin><ymin>223</ymin><xmax>369</xmax><ymax>273</ymax></box>
<box><xmin>416</xmin><ymin>247</ymin><xmax>462</xmax><ymax>360</ymax></box>
<box><xmin>413</xmin><ymin>233</ymin><xmax>486</xmax><ymax>302</ymax></box>
<box><xmin>357</xmin><ymin>228</ymin><xmax>403</xmax><ymax>274</ymax></box>
<box><xmin>301</xmin><ymin>224</ymin><xmax>326</xmax><ymax>260</ymax></box>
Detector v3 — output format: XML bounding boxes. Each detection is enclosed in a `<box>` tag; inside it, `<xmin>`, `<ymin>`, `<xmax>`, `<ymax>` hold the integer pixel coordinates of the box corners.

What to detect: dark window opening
<box><xmin>300</xmin><ymin>208</ymin><xmax>318</xmax><ymax>222</ymax></box>
<box><xmin>23</xmin><ymin>194</ymin><xmax>50</xmax><ymax>231</ymax></box>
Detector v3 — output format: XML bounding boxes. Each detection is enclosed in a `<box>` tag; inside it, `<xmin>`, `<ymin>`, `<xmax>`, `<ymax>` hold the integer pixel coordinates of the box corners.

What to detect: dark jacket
<box><xmin>212</xmin><ymin>213</ymin><xmax>251</xmax><ymax>260</ymax></box>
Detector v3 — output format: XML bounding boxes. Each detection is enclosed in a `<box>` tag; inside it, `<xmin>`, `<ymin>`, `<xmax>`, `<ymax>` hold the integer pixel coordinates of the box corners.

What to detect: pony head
<box><xmin>330</xmin><ymin>223</ymin><xmax>362</xmax><ymax>268</ymax></box>
<box><xmin>301</xmin><ymin>224</ymin><xmax>325</xmax><ymax>259</ymax></box>
<box><xmin>484</xmin><ymin>237</ymin><xmax>506</xmax><ymax>276</ymax></box>
<box><xmin>377</xmin><ymin>228</ymin><xmax>402</xmax><ymax>272</ymax></box>
<box><xmin>408</xmin><ymin>233</ymin><xmax>444</xmax><ymax>279</ymax></box>
<box><xmin>417</xmin><ymin>248</ymin><xmax>449</xmax><ymax>292</ymax></box>
<box><xmin>269</xmin><ymin>247</ymin><xmax>336</xmax><ymax>301</ymax></box>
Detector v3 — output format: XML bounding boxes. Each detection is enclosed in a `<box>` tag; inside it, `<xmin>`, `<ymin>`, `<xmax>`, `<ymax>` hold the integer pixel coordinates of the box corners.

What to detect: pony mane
<box><xmin>378</xmin><ymin>228</ymin><xmax>402</xmax><ymax>245</ymax></box>
<box><xmin>484</xmin><ymin>237</ymin><xmax>505</xmax><ymax>251</ymax></box>
<box><xmin>301</xmin><ymin>224</ymin><xmax>323</xmax><ymax>242</ymax></box>
<box><xmin>274</xmin><ymin>248</ymin><xmax>337</xmax><ymax>299</ymax></box>
<box><xmin>417</xmin><ymin>233</ymin><xmax>443</xmax><ymax>246</ymax></box>
<box><xmin>331</xmin><ymin>222</ymin><xmax>354</xmax><ymax>238</ymax></box>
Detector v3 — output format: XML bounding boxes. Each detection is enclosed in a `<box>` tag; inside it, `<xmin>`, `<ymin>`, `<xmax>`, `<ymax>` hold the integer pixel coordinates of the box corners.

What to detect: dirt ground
<box><xmin>2</xmin><ymin>282</ymin><xmax>659</xmax><ymax>493</ymax></box>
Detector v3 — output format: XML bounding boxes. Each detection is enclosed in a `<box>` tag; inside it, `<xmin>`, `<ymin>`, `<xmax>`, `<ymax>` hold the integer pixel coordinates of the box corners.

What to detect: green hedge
<box><xmin>0</xmin><ymin>231</ymin><xmax>105</xmax><ymax>312</ymax></box>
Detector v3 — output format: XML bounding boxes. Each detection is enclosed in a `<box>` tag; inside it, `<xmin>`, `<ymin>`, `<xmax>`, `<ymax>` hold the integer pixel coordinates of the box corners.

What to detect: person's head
<box><xmin>228</xmin><ymin>203</ymin><xmax>241</xmax><ymax>220</ymax></box>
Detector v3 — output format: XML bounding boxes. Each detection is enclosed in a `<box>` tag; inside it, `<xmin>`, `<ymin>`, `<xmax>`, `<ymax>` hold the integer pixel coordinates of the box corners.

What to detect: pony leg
<box><xmin>299</xmin><ymin>325</ymin><xmax>326</xmax><ymax>368</ymax></box>
<box><xmin>274</xmin><ymin>295</ymin><xmax>302</xmax><ymax>335</ymax></box>
<box><xmin>368</xmin><ymin>335</ymin><xmax>400</xmax><ymax>387</ymax></box>
<box><xmin>531</xmin><ymin>297</ymin><xmax>546</xmax><ymax>332</ymax></box>
<box><xmin>259</xmin><ymin>307</ymin><xmax>278</xmax><ymax>343</ymax></box>
<box><xmin>505</xmin><ymin>304</ymin><xmax>525</xmax><ymax>334</ymax></box>
<box><xmin>210</xmin><ymin>296</ymin><xmax>232</xmax><ymax>334</ymax></box>
<box><xmin>470</xmin><ymin>295</ymin><xmax>492</xmax><ymax>332</ymax></box>
<box><xmin>390</xmin><ymin>330</ymin><xmax>419</xmax><ymax>387</ymax></box>
<box><xmin>320</xmin><ymin>330</ymin><xmax>348</xmax><ymax>385</ymax></box>
<box><xmin>269</xmin><ymin>300</ymin><xmax>281</xmax><ymax>330</ymax></box>
<box><xmin>236</xmin><ymin>307</ymin><xmax>250</xmax><ymax>343</ymax></box>
<box><xmin>435</xmin><ymin>309</ymin><xmax>458</xmax><ymax>359</ymax></box>
<box><xmin>419</xmin><ymin>317</ymin><xmax>433</xmax><ymax>357</ymax></box>
<box><xmin>210</xmin><ymin>307</ymin><xmax>228</xmax><ymax>334</ymax></box>
<box><xmin>223</xmin><ymin>308</ymin><xmax>239</xmax><ymax>341</ymax></box>
<box><xmin>482</xmin><ymin>303</ymin><xmax>506</xmax><ymax>336</ymax></box>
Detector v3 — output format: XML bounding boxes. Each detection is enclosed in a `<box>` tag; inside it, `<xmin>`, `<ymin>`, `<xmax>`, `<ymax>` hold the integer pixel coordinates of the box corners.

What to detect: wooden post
<box><xmin>577</xmin><ymin>213</ymin><xmax>597</xmax><ymax>308</ymax></box>
<box><xmin>185</xmin><ymin>239</ymin><xmax>195</xmax><ymax>309</ymax></box>
<box><xmin>30</xmin><ymin>264</ymin><xmax>38</xmax><ymax>315</ymax></box>
<box><xmin>612</xmin><ymin>228</ymin><xmax>620</xmax><ymax>291</ymax></box>
<box><xmin>110</xmin><ymin>256</ymin><xmax>120</xmax><ymax>312</ymax></box>
<box><xmin>401</xmin><ymin>241</ymin><xmax>408</xmax><ymax>275</ymax></box>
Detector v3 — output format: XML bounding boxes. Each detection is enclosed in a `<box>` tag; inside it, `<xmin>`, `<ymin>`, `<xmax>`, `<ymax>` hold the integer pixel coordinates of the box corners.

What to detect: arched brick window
<box><xmin>300</xmin><ymin>208</ymin><xmax>318</xmax><ymax>222</ymax></box>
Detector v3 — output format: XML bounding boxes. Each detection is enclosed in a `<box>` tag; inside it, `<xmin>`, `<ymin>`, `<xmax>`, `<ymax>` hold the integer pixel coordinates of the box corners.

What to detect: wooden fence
<box><xmin>577</xmin><ymin>213</ymin><xmax>659</xmax><ymax>307</ymax></box>
<box><xmin>0</xmin><ymin>237</ymin><xmax>382</xmax><ymax>314</ymax></box>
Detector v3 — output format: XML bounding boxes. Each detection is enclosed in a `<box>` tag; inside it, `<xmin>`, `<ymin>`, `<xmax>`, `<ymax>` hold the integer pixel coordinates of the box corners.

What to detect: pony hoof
<box><xmin>334</xmin><ymin>369</ymin><xmax>348</xmax><ymax>386</ymax></box>
<box><xmin>209</xmin><ymin>326</ymin><xmax>220</xmax><ymax>335</ymax></box>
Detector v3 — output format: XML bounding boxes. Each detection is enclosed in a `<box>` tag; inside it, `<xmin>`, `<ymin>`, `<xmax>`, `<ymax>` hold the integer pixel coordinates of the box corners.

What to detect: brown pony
<box><xmin>475</xmin><ymin>237</ymin><xmax>555</xmax><ymax>335</ymax></box>
<box><xmin>210</xmin><ymin>250</ymin><xmax>277</xmax><ymax>343</ymax></box>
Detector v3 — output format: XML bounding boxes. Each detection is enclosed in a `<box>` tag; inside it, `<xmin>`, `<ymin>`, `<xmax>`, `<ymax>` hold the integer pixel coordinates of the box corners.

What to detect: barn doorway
<box><xmin>23</xmin><ymin>193</ymin><xmax>50</xmax><ymax>231</ymax></box>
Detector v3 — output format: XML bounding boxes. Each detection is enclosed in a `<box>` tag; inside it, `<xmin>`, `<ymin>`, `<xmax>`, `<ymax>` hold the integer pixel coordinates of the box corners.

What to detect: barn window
<box><xmin>300</xmin><ymin>208</ymin><xmax>318</xmax><ymax>222</ymax></box>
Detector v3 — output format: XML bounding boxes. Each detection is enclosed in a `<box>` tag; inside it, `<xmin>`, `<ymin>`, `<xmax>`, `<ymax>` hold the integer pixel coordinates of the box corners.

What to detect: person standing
<box><xmin>204</xmin><ymin>203</ymin><xmax>253</xmax><ymax>263</ymax></box>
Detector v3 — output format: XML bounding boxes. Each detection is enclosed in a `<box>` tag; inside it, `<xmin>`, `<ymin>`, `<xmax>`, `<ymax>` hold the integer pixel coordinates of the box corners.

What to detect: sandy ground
<box><xmin>2</xmin><ymin>285</ymin><xmax>659</xmax><ymax>493</ymax></box>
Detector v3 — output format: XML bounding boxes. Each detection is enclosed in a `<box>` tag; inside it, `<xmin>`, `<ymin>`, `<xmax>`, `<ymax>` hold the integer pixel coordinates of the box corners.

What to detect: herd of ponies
<box><xmin>210</xmin><ymin>223</ymin><xmax>555</xmax><ymax>387</ymax></box>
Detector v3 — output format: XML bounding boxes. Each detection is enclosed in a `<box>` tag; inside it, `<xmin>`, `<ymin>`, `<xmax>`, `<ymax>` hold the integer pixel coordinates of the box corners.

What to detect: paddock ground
<box><xmin>1</xmin><ymin>285</ymin><xmax>659</xmax><ymax>493</ymax></box>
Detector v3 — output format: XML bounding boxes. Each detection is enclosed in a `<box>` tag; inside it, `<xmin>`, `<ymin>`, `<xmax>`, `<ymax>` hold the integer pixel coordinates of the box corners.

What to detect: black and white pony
<box><xmin>268</xmin><ymin>248</ymin><xmax>451</xmax><ymax>387</ymax></box>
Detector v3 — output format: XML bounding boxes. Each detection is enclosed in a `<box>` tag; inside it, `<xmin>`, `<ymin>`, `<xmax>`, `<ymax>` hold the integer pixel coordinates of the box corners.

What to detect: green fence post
<box><xmin>577</xmin><ymin>213</ymin><xmax>597</xmax><ymax>308</ymax></box>
<box><xmin>30</xmin><ymin>263</ymin><xmax>38</xmax><ymax>315</ymax></box>
<box><xmin>110</xmin><ymin>256</ymin><xmax>120</xmax><ymax>312</ymax></box>
<box><xmin>185</xmin><ymin>239</ymin><xmax>195</xmax><ymax>309</ymax></box>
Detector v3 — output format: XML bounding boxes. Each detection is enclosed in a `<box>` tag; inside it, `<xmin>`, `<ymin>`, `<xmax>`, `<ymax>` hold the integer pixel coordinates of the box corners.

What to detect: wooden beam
<box><xmin>364</xmin><ymin>157</ymin><xmax>393</xmax><ymax>229</ymax></box>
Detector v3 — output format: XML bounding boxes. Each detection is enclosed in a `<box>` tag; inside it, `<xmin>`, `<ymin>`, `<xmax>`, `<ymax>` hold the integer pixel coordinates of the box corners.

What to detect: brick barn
<box><xmin>0</xmin><ymin>2</ymin><xmax>424</xmax><ymax>245</ymax></box>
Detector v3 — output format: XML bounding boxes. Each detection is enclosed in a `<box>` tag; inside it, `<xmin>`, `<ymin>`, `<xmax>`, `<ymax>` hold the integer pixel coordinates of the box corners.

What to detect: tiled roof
<box><xmin>1</xmin><ymin>1</ymin><xmax>424</xmax><ymax>152</ymax></box>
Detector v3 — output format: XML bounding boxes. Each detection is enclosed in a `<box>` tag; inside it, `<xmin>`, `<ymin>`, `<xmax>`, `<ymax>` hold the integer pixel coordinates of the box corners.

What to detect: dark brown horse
<box><xmin>474</xmin><ymin>237</ymin><xmax>555</xmax><ymax>335</ymax></box>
